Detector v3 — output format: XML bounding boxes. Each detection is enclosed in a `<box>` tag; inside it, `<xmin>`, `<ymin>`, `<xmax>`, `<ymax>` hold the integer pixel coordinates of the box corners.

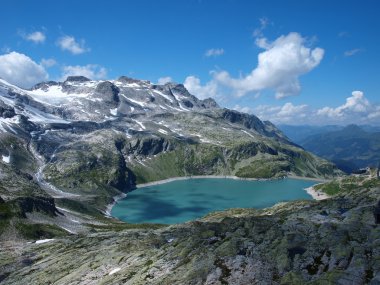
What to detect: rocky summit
<box><xmin>2</xmin><ymin>76</ymin><xmax>378</xmax><ymax>284</ymax></box>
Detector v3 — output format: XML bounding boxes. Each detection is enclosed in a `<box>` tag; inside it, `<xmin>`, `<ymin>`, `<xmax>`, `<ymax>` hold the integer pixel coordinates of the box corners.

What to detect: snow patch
<box><xmin>241</xmin><ymin>130</ymin><xmax>255</xmax><ymax>139</ymax></box>
<box><xmin>158</xmin><ymin>128</ymin><xmax>168</xmax><ymax>135</ymax></box>
<box><xmin>110</xmin><ymin>108</ymin><xmax>118</xmax><ymax>116</ymax></box>
<box><xmin>109</xmin><ymin>268</ymin><xmax>121</xmax><ymax>275</ymax></box>
<box><xmin>35</xmin><ymin>239</ymin><xmax>55</xmax><ymax>244</ymax></box>
<box><xmin>132</xmin><ymin>119</ymin><xmax>146</xmax><ymax>130</ymax></box>
<box><xmin>2</xmin><ymin>155</ymin><xmax>10</xmax><ymax>163</ymax></box>
<box><xmin>29</xmin><ymin>85</ymin><xmax>91</xmax><ymax>106</ymax></box>
<box><xmin>152</xmin><ymin>90</ymin><xmax>173</xmax><ymax>102</ymax></box>
<box><xmin>121</xmin><ymin>95</ymin><xmax>146</xmax><ymax>107</ymax></box>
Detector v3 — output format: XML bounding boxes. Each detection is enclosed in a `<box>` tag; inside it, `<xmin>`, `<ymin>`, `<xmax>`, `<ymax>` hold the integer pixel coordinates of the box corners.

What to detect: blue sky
<box><xmin>1</xmin><ymin>0</ymin><xmax>379</xmax><ymax>125</ymax></box>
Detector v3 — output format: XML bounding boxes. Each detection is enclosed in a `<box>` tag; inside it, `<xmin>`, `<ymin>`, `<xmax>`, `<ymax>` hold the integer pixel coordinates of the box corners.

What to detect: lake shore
<box><xmin>136</xmin><ymin>175</ymin><xmax>265</xmax><ymax>188</ymax></box>
<box><xmin>105</xmin><ymin>175</ymin><xmax>330</xmax><ymax>216</ymax></box>
<box><xmin>105</xmin><ymin>193</ymin><xmax>127</xmax><ymax>216</ymax></box>
<box><xmin>304</xmin><ymin>185</ymin><xmax>330</xmax><ymax>200</ymax></box>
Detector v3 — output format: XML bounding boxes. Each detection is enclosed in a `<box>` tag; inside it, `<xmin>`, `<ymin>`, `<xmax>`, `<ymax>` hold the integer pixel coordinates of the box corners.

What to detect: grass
<box><xmin>315</xmin><ymin>175</ymin><xmax>380</xmax><ymax>196</ymax></box>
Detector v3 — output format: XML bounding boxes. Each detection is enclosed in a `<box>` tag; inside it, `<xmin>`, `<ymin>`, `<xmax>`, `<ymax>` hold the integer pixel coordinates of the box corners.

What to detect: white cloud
<box><xmin>214</xmin><ymin>32</ymin><xmax>324</xmax><ymax>99</ymax></box>
<box><xmin>61</xmin><ymin>64</ymin><xmax>107</xmax><ymax>81</ymax></box>
<box><xmin>57</xmin><ymin>36</ymin><xmax>89</xmax><ymax>55</ymax></box>
<box><xmin>204</xmin><ymin>48</ymin><xmax>224</xmax><ymax>57</ymax></box>
<box><xmin>253</xmin><ymin>17</ymin><xmax>269</xmax><ymax>37</ymax></box>
<box><xmin>157</xmin><ymin>76</ymin><xmax>173</xmax><ymax>85</ymax></box>
<box><xmin>40</xmin><ymin>58</ymin><xmax>57</xmax><ymax>68</ymax></box>
<box><xmin>233</xmin><ymin>105</ymin><xmax>252</xmax><ymax>114</ymax></box>
<box><xmin>254</xmin><ymin>102</ymin><xmax>309</xmax><ymax>123</ymax></box>
<box><xmin>344</xmin><ymin>48</ymin><xmax>363</xmax><ymax>57</ymax></box>
<box><xmin>317</xmin><ymin>91</ymin><xmax>370</xmax><ymax>118</ymax></box>
<box><xmin>0</xmin><ymin>51</ymin><xmax>48</xmax><ymax>88</ymax></box>
<box><xmin>184</xmin><ymin>75</ymin><xmax>219</xmax><ymax>99</ymax></box>
<box><xmin>252</xmin><ymin>91</ymin><xmax>380</xmax><ymax>125</ymax></box>
<box><xmin>24</xmin><ymin>31</ymin><xmax>46</xmax><ymax>43</ymax></box>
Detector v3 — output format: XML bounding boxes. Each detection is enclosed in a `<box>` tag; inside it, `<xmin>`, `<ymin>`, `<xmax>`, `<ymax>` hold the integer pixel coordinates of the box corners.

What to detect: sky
<box><xmin>0</xmin><ymin>0</ymin><xmax>379</xmax><ymax>125</ymax></box>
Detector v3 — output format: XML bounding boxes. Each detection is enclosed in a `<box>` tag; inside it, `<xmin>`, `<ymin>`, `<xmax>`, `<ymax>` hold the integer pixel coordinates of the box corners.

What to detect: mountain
<box><xmin>296</xmin><ymin>125</ymin><xmax>380</xmax><ymax>173</ymax></box>
<box><xmin>2</xmin><ymin>76</ymin><xmax>380</xmax><ymax>284</ymax></box>
<box><xmin>278</xmin><ymin>124</ymin><xmax>344</xmax><ymax>143</ymax></box>
<box><xmin>0</xmin><ymin>75</ymin><xmax>342</xmax><ymax>236</ymax></box>
<box><xmin>279</xmin><ymin>124</ymin><xmax>380</xmax><ymax>145</ymax></box>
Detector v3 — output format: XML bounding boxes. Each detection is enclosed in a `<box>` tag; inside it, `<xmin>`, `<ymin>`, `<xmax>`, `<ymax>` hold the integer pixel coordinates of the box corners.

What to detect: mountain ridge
<box><xmin>0</xmin><ymin>75</ymin><xmax>342</xmax><ymax>240</ymax></box>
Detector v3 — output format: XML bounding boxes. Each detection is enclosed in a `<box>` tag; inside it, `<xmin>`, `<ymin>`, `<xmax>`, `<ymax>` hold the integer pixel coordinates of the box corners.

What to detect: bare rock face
<box><xmin>0</xmin><ymin>100</ymin><xmax>15</xmax><ymax>118</ymax></box>
<box><xmin>94</xmin><ymin>81</ymin><xmax>120</xmax><ymax>106</ymax></box>
<box><xmin>64</xmin><ymin>76</ymin><xmax>91</xmax><ymax>83</ymax></box>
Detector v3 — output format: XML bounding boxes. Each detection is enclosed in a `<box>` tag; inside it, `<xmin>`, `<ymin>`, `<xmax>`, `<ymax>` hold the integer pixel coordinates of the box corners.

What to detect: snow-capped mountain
<box><xmin>0</xmin><ymin>75</ymin><xmax>218</xmax><ymax>124</ymax></box>
<box><xmin>0</xmin><ymin>75</ymin><xmax>341</xmax><ymax>202</ymax></box>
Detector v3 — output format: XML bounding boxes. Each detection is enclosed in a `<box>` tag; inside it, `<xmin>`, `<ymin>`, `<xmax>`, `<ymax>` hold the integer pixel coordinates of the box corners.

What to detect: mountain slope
<box><xmin>299</xmin><ymin>125</ymin><xmax>380</xmax><ymax>173</ymax></box>
<box><xmin>0</xmin><ymin>76</ymin><xmax>342</xmax><ymax>241</ymax></box>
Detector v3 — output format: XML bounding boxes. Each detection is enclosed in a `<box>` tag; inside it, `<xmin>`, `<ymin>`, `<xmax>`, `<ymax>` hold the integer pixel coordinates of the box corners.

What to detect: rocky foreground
<box><xmin>1</xmin><ymin>178</ymin><xmax>380</xmax><ymax>284</ymax></box>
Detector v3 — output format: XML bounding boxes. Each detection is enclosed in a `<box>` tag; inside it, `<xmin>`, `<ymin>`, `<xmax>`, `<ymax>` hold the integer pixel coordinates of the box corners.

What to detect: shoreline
<box><xmin>304</xmin><ymin>185</ymin><xmax>330</xmax><ymax>200</ymax></box>
<box><xmin>104</xmin><ymin>193</ymin><xmax>127</xmax><ymax>217</ymax></box>
<box><xmin>105</xmin><ymin>174</ymin><xmax>331</xmax><ymax>217</ymax></box>
<box><xmin>136</xmin><ymin>175</ymin><xmax>264</xmax><ymax>188</ymax></box>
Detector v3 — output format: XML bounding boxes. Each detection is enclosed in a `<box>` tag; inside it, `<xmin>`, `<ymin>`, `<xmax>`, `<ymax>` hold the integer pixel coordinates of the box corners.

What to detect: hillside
<box><xmin>298</xmin><ymin>125</ymin><xmax>380</xmax><ymax>173</ymax></box>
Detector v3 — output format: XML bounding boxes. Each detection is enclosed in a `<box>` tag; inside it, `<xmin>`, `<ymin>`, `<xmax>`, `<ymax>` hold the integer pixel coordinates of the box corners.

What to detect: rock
<box><xmin>0</xmin><ymin>100</ymin><xmax>15</xmax><ymax>118</ymax></box>
<box><xmin>64</xmin><ymin>76</ymin><xmax>91</xmax><ymax>83</ymax></box>
<box><xmin>94</xmin><ymin>81</ymin><xmax>120</xmax><ymax>106</ymax></box>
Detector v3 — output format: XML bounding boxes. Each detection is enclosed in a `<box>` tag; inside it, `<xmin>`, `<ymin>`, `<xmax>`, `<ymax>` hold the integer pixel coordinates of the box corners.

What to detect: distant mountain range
<box><xmin>279</xmin><ymin>124</ymin><xmax>380</xmax><ymax>173</ymax></box>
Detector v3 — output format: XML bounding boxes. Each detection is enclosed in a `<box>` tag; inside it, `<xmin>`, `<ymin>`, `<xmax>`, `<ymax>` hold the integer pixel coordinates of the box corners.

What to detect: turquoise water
<box><xmin>111</xmin><ymin>178</ymin><xmax>317</xmax><ymax>224</ymax></box>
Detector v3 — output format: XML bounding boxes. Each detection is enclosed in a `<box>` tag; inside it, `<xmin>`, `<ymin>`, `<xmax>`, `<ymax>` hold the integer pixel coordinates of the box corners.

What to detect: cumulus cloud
<box><xmin>317</xmin><ymin>91</ymin><xmax>370</xmax><ymax>118</ymax></box>
<box><xmin>233</xmin><ymin>104</ymin><xmax>252</xmax><ymax>114</ymax></box>
<box><xmin>57</xmin><ymin>36</ymin><xmax>89</xmax><ymax>55</ymax></box>
<box><xmin>252</xmin><ymin>91</ymin><xmax>380</xmax><ymax>125</ymax></box>
<box><xmin>157</xmin><ymin>76</ymin><xmax>173</xmax><ymax>85</ymax></box>
<box><xmin>204</xmin><ymin>48</ymin><xmax>224</xmax><ymax>57</ymax></box>
<box><xmin>254</xmin><ymin>102</ymin><xmax>309</xmax><ymax>123</ymax></box>
<box><xmin>214</xmin><ymin>32</ymin><xmax>324</xmax><ymax>99</ymax></box>
<box><xmin>344</xmin><ymin>48</ymin><xmax>363</xmax><ymax>57</ymax></box>
<box><xmin>184</xmin><ymin>75</ymin><xmax>219</xmax><ymax>99</ymax></box>
<box><xmin>61</xmin><ymin>64</ymin><xmax>107</xmax><ymax>80</ymax></box>
<box><xmin>0</xmin><ymin>51</ymin><xmax>48</xmax><ymax>88</ymax></box>
<box><xmin>23</xmin><ymin>31</ymin><xmax>46</xmax><ymax>43</ymax></box>
<box><xmin>40</xmin><ymin>58</ymin><xmax>57</xmax><ymax>68</ymax></box>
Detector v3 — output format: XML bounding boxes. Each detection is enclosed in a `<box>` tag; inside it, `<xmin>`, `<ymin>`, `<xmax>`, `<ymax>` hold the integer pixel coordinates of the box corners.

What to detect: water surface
<box><xmin>111</xmin><ymin>178</ymin><xmax>316</xmax><ymax>224</ymax></box>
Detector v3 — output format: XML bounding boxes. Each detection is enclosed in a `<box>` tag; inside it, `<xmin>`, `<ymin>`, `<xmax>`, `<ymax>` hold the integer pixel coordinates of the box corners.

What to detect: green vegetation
<box><xmin>315</xmin><ymin>174</ymin><xmax>380</xmax><ymax>196</ymax></box>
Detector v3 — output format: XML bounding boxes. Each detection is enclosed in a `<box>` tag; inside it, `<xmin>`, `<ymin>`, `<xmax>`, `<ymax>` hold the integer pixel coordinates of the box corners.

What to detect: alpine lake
<box><xmin>111</xmin><ymin>178</ymin><xmax>318</xmax><ymax>224</ymax></box>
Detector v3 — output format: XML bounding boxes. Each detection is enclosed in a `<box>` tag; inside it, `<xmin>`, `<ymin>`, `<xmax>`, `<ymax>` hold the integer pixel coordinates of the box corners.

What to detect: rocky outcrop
<box><xmin>126</xmin><ymin>137</ymin><xmax>173</xmax><ymax>156</ymax></box>
<box><xmin>94</xmin><ymin>81</ymin><xmax>120</xmax><ymax>105</ymax></box>
<box><xmin>201</xmin><ymin>97</ymin><xmax>219</xmax><ymax>109</ymax></box>
<box><xmin>64</xmin><ymin>76</ymin><xmax>91</xmax><ymax>83</ymax></box>
<box><xmin>13</xmin><ymin>196</ymin><xmax>58</xmax><ymax>218</ymax></box>
<box><xmin>0</xmin><ymin>100</ymin><xmax>16</xmax><ymax>118</ymax></box>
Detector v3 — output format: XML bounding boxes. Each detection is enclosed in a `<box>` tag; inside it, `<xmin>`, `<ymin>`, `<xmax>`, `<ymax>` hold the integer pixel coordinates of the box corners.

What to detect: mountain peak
<box><xmin>64</xmin><ymin>76</ymin><xmax>91</xmax><ymax>83</ymax></box>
